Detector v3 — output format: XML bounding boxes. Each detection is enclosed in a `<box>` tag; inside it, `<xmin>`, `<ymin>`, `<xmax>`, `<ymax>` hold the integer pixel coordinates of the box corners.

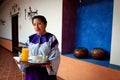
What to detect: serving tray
<box><xmin>13</xmin><ymin>56</ymin><xmax>51</xmax><ymax>67</ymax></box>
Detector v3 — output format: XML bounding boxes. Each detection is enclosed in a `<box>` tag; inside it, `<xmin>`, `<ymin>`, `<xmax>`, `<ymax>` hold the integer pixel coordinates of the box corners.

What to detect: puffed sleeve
<box><xmin>46</xmin><ymin>36</ymin><xmax>60</xmax><ymax>75</ymax></box>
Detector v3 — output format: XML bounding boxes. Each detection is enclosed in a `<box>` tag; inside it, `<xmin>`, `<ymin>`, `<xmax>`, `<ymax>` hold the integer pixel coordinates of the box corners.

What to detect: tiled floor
<box><xmin>0</xmin><ymin>47</ymin><xmax>63</xmax><ymax>80</ymax></box>
<box><xmin>0</xmin><ymin>47</ymin><xmax>23</xmax><ymax>80</ymax></box>
<box><xmin>1</xmin><ymin>46</ymin><xmax>120</xmax><ymax>80</ymax></box>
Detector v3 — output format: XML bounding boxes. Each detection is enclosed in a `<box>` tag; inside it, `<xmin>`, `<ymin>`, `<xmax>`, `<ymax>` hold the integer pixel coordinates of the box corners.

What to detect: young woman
<box><xmin>24</xmin><ymin>15</ymin><xmax>60</xmax><ymax>80</ymax></box>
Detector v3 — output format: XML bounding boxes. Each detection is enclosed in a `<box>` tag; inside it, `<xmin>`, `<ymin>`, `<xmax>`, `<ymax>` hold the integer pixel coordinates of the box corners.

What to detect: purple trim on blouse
<box><xmin>51</xmin><ymin>39</ymin><xmax>58</xmax><ymax>49</ymax></box>
<box><xmin>27</xmin><ymin>33</ymin><xmax>58</xmax><ymax>48</ymax></box>
<box><xmin>29</xmin><ymin>34</ymin><xmax>40</xmax><ymax>44</ymax></box>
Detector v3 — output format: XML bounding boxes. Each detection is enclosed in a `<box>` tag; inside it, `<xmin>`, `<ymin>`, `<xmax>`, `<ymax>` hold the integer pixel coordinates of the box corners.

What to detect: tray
<box><xmin>13</xmin><ymin>56</ymin><xmax>51</xmax><ymax>67</ymax></box>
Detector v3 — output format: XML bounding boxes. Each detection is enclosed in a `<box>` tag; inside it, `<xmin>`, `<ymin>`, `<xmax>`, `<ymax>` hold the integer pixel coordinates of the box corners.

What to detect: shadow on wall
<box><xmin>80</xmin><ymin>0</ymin><xmax>113</xmax><ymax>6</ymax></box>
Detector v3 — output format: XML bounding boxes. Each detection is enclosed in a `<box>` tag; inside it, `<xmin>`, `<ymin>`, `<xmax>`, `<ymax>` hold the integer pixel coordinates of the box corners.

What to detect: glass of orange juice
<box><xmin>21</xmin><ymin>47</ymin><xmax>29</xmax><ymax>61</ymax></box>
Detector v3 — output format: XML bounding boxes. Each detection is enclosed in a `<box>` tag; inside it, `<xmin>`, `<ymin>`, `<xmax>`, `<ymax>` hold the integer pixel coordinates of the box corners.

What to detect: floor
<box><xmin>0</xmin><ymin>47</ymin><xmax>23</xmax><ymax>80</ymax></box>
<box><xmin>0</xmin><ymin>46</ymin><xmax>62</xmax><ymax>80</ymax></box>
<box><xmin>1</xmin><ymin>46</ymin><xmax>120</xmax><ymax>80</ymax></box>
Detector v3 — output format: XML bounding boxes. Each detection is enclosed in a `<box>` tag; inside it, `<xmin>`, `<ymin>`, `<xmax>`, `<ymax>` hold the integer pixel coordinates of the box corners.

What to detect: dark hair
<box><xmin>32</xmin><ymin>15</ymin><xmax>47</xmax><ymax>24</ymax></box>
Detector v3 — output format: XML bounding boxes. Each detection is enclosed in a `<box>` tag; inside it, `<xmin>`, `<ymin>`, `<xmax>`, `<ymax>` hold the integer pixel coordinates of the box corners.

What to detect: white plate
<box><xmin>28</xmin><ymin>60</ymin><xmax>47</xmax><ymax>63</ymax></box>
<box><xmin>13</xmin><ymin>57</ymin><xmax>20</xmax><ymax>62</ymax></box>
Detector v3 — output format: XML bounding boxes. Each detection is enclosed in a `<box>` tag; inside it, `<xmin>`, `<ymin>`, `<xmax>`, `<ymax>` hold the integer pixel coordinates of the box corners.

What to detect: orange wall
<box><xmin>0</xmin><ymin>38</ymin><xmax>12</xmax><ymax>51</ymax></box>
<box><xmin>57</xmin><ymin>55</ymin><xmax>120</xmax><ymax>80</ymax></box>
<box><xmin>0</xmin><ymin>38</ymin><xmax>24</xmax><ymax>52</ymax></box>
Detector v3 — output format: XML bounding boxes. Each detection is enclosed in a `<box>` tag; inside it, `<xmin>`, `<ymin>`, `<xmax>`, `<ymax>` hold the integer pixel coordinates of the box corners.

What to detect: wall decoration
<box><xmin>0</xmin><ymin>19</ymin><xmax>5</xmax><ymax>25</ymax></box>
<box><xmin>25</xmin><ymin>6</ymin><xmax>38</xmax><ymax>20</ymax></box>
<box><xmin>10</xmin><ymin>3</ymin><xmax>20</xmax><ymax>16</ymax></box>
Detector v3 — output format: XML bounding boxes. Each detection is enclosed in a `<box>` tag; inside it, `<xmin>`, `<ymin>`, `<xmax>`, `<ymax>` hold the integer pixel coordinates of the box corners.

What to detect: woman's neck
<box><xmin>38</xmin><ymin>31</ymin><xmax>47</xmax><ymax>36</ymax></box>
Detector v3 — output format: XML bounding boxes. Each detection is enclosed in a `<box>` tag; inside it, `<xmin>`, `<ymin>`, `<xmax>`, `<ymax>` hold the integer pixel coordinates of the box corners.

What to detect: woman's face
<box><xmin>33</xmin><ymin>18</ymin><xmax>46</xmax><ymax>35</ymax></box>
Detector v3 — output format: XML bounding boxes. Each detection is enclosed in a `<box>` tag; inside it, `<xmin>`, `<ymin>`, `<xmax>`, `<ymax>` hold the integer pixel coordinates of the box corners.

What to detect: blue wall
<box><xmin>76</xmin><ymin>0</ymin><xmax>113</xmax><ymax>55</ymax></box>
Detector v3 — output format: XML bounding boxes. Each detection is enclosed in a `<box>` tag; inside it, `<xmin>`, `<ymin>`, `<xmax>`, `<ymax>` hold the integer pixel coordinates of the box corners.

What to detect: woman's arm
<box><xmin>47</xmin><ymin>36</ymin><xmax>61</xmax><ymax>75</ymax></box>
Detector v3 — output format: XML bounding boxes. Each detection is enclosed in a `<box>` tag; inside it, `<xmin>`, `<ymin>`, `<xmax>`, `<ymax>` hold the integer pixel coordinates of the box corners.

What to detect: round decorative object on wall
<box><xmin>73</xmin><ymin>47</ymin><xmax>88</xmax><ymax>58</ymax></box>
<box><xmin>90</xmin><ymin>48</ymin><xmax>106</xmax><ymax>60</ymax></box>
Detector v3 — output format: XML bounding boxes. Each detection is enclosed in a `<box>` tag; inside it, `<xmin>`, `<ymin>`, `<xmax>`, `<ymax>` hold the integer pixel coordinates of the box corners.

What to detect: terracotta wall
<box><xmin>0</xmin><ymin>38</ymin><xmax>12</xmax><ymax>51</ymax></box>
<box><xmin>57</xmin><ymin>55</ymin><xmax>120</xmax><ymax>80</ymax></box>
<box><xmin>0</xmin><ymin>38</ymin><xmax>24</xmax><ymax>52</ymax></box>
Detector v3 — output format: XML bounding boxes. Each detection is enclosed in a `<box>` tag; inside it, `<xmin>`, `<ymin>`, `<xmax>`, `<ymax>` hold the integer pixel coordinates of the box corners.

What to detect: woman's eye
<box><xmin>38</xmin><ymin>23</ymin><xmax>42</xmax><ymax>25</ymax></box>
<box><xmin>33</xmin><ymin>23</ymin><xmax>41</xmax><ymax>26</ymax></box>
<box><xmin>33</xmin><ymin>24</ymin><xmax>36</xmax><ymax>26</ymax></box>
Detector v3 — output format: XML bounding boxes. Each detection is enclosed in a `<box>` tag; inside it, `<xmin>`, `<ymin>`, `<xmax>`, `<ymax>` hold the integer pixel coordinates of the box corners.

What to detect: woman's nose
<box><xmin>36</xmin><ymin>24</ymin><xmax>39</xmax><ymax>28</ymax></box>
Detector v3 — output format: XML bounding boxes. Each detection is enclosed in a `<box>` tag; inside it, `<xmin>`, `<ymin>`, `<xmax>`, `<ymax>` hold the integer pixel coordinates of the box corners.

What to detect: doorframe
<box><xmin>11</xmin><ymin>13</ymin><xmax>19</xmax><ymax>53</ymax></box>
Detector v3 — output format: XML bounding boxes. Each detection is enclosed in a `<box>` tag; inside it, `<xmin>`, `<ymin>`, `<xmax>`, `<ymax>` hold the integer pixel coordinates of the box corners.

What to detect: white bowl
<box><xmin>31</xmin><ymin>55</ymin><xmax>42</xmax><ymax>63</ymax></box>
<box><xmin>31</xmin><ymin>55</ymin><xmax>48</xmax><ymax>63</ymax></box>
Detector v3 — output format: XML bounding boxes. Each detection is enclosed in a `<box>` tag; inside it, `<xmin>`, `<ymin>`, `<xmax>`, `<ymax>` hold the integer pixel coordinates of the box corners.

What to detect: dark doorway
<box><xmin>62</xmin><ymin>0</ymin><xmax>78</xmax><ymax>53</ymax></box>
<box><xmin>11</xmin><ymin>14</ymin><xmax>19</xmax><ymax>54</ymax></box>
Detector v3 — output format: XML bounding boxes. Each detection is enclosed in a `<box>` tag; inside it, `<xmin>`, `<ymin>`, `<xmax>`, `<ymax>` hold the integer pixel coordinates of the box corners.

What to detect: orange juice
<box><xmin>21</xmin><ymin>48</ymin><xmax>29</xmax><ymax>61</ymax></box>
